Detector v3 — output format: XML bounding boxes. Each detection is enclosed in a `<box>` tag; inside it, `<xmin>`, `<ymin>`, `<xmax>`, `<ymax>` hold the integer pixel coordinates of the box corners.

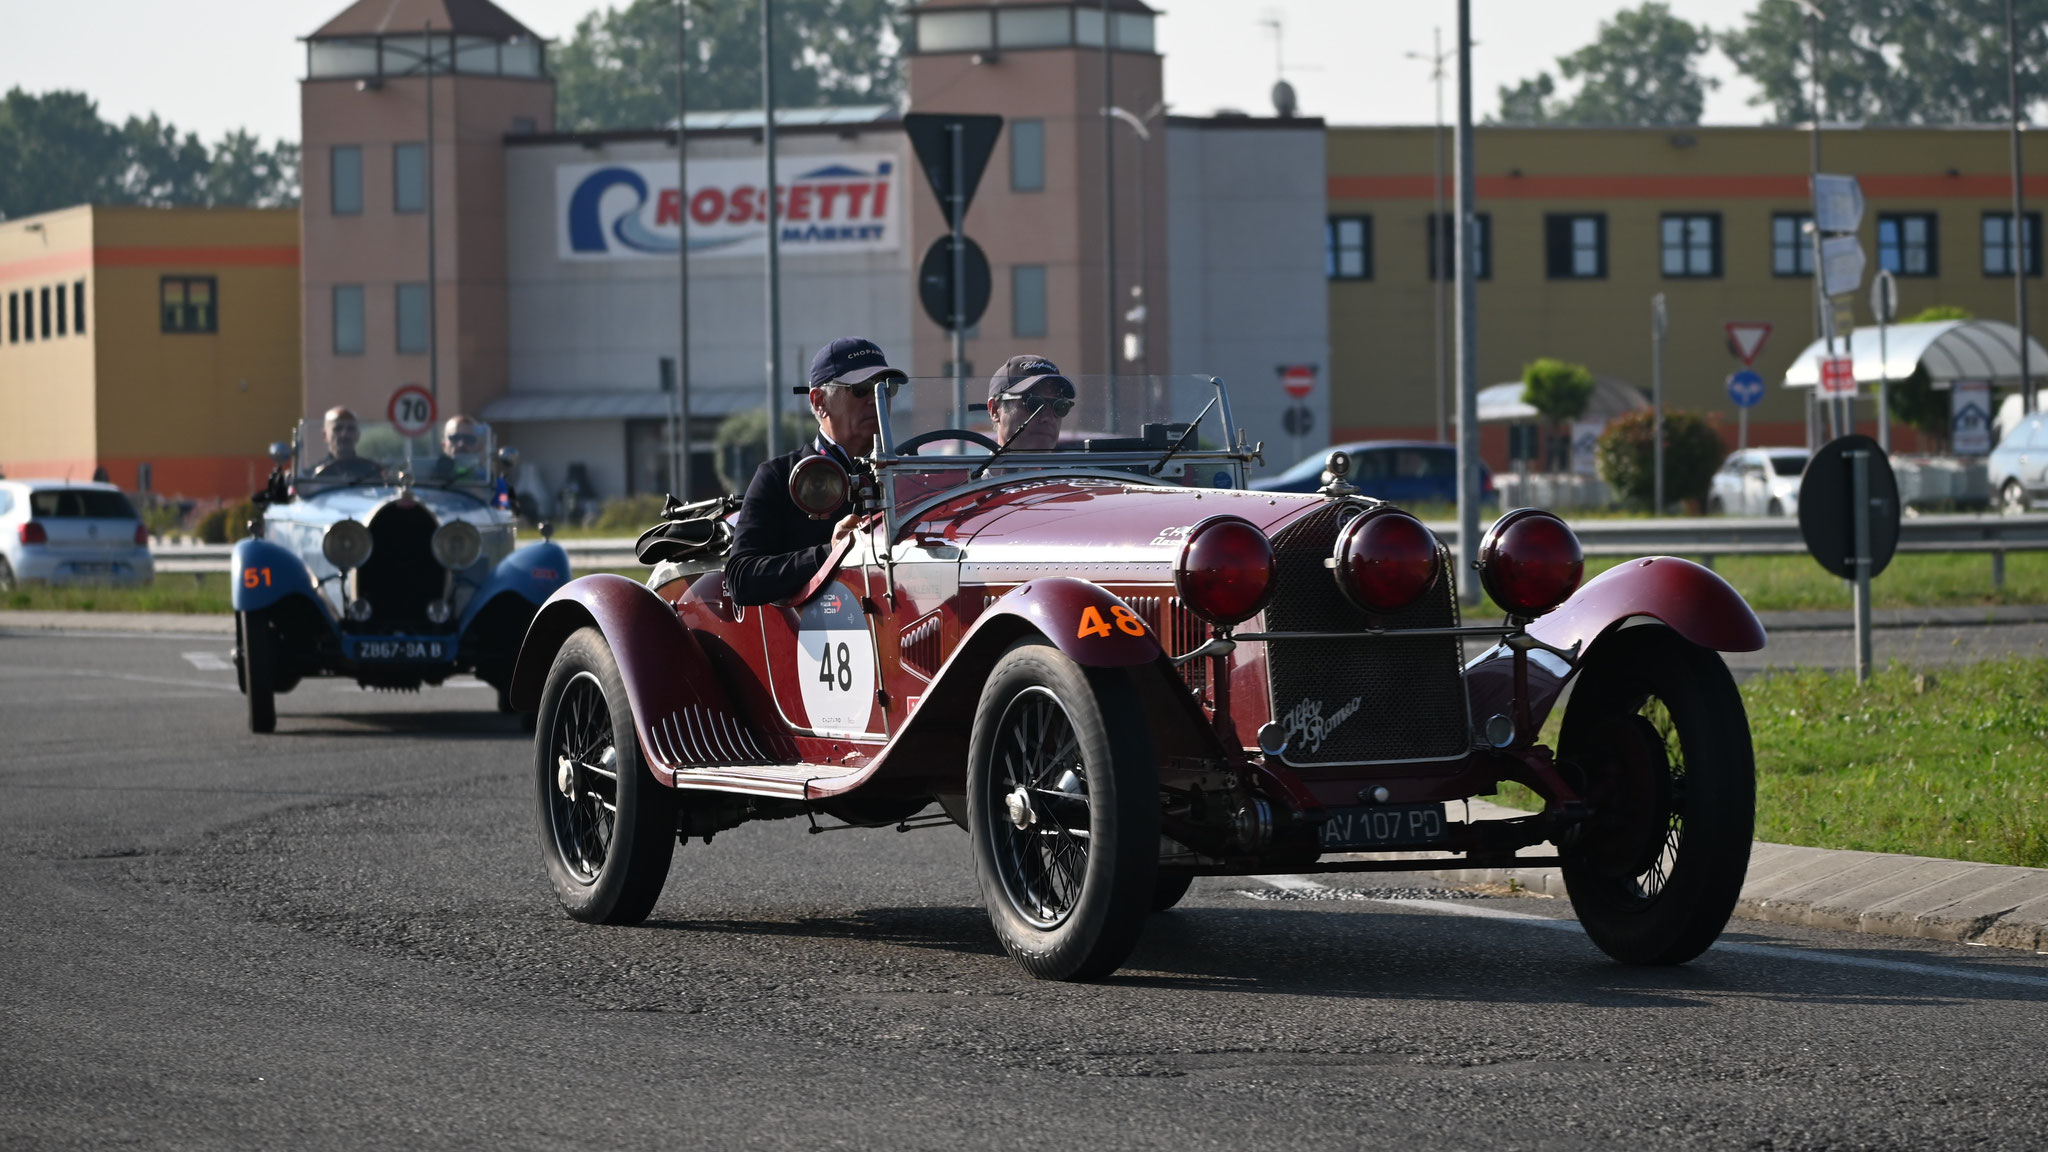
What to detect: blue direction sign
<box><xmin>1727</xmin><ymin>369</ymin><xmax>1766</xmax><ymax>409</ymax></box>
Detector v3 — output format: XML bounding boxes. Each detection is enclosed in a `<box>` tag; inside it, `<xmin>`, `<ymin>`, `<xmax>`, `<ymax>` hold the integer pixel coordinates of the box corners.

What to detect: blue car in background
<box><xmin>1253</xmin><ymin>440</ymin><xmax>1494</xmax><ymax>504</ymax></box>
<box><xmin>232</xmin><ymin>420</ymin><xmax>570</xmax><ymax>733</ymax></box>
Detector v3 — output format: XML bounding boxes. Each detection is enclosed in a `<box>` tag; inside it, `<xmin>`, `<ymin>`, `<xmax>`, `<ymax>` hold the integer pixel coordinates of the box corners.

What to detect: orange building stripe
<box><xmin>0</xmin><ymin>248</ymin><xmax>93</xmax><ymax>283</ymax></box>
<box><xmin>1329</xmin><ymin>172</ymin><xmax>2048</xmax><ymax>202</ymax></box>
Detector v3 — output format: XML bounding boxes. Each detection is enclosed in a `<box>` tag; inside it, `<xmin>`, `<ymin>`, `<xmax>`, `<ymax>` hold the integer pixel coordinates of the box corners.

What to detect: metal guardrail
<box><xmin>151</xmin><ymin>513</ymin><xmax>2048</xmax><ymax>580</ymax></box>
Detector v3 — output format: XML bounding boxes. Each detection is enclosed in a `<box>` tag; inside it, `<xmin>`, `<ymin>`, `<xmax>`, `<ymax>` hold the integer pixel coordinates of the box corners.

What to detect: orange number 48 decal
<box><xmin>1077</xmin><ymin>604</ymin><xmax>1147</xmax><ymax>639</ymax></box>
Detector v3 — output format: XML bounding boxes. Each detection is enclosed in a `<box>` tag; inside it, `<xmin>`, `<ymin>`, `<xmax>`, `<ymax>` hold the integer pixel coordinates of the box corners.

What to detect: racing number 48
<box><xmin>817</xmin><ymin>642</ymin><xmax>853</xmax><ymax>691</ymax></box>
<box><xmin>1076</xmin><ymin>604</ymin><xmax>1146</xmax><ymax>640</ymax></box>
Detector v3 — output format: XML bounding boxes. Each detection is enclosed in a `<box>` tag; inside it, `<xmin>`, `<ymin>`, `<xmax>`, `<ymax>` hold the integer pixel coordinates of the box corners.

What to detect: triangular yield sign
<box><xmin>1725</xmin><ymin>321</ymin><xmax>1772</xmax><ymax>366</ymax></box>
<box><xmin>902</xmin><ymin>113</ymin><xmax>1005</xmax><ymax>221</ymax></box>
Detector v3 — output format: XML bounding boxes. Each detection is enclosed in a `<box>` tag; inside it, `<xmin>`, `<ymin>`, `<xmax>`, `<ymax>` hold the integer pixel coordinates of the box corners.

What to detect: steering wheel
<box><xmin>311</xmin><ymin>457</ymin><xmax>384</xmax><ymax>482</ymax></box>
<box><xmin>895</xmin><ymin>429</ymin><xmax>1000</xmax><ymax>456</ymax></box>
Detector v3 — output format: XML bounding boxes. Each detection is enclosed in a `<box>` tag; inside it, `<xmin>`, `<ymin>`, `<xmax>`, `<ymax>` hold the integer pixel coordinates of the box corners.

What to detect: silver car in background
<box><xmin>0</xmin><ymin>479</ymin><xmax>155</xmax><ymax>590</ymax></box>
<box><xmin>1989</xmin><ymin>410</ymin><xmax>2048</xmax><ymax>513</ymax></box>
<box><xmin>1707</xmin><ymin>448</ymin><xmax>1808</xmax><ymax>516</ymax></box>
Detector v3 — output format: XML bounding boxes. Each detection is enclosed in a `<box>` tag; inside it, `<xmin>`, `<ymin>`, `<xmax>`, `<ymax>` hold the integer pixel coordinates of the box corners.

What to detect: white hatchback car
<box><xmin>1707</xmin><ymin>447</ymin><xmax>1808</xmax><ymax>516</ymax></box>
<box><xmin>0</xmin><ymin>479</ymin><xmax>155</xmax><ymax>589</ymax></box>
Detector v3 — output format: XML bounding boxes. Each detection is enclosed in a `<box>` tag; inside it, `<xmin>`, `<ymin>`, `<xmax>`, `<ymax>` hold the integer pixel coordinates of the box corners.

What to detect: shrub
<box><xmin>1886</xmin><ymin>305</ymin><xmax>1975</xmax><ymax>448</ymax></box>
<box><xmin>1522</xmin><ymin>358</ymin><xmax>1595</xmax><ymax>471</ymax></box>
<box><xmin>1595</xmin><ymin>410</ymin><xmax>1725</xmax><ymax>510</ymax></box>
<box><xmin>714</xmin><ymin>409</ymin><xmax>817</xmax><ymax>494</ymax></box>
<box><xmin>195</xmin><ymin>499</ymin><xmax>259</xmax><ymax>544</ymax></box>
<box><xmin>591</xmin><ymin>493</ymin><xmax>669</xmax><ymax>533</ymax></box>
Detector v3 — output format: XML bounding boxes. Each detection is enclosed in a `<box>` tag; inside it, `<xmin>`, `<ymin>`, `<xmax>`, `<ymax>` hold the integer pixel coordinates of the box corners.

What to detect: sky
<box><xmin>0</xmin><ymin>0</ymin><xmax>1771</xmax><ymax>146</ymax></box>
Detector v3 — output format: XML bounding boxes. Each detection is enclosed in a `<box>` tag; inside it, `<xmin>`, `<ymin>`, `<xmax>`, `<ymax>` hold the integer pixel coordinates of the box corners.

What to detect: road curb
<box><xmin>1754</xmin><ymin>604</ymin><xmax>2048</xmax><ymax>632</ymax></box>
<box><xmin>0</xmin><ymin>610</ymin><xmax>234</xmax><ymax>635</ymax></box>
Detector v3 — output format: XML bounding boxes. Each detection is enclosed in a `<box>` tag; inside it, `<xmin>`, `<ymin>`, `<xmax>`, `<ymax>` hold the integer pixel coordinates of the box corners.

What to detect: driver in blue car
<box><xmin>727</xmin><ymin>337</ymin><xmax>905</xmax><ymax>606</ymax></box>
<box><xmin>987</xmin><ymin>354</ymin><xmax>1074</xmax><ymax>451</ymax></box>
<box><xmin>310</xmin><ymin>406</ymin><xmax>384</xmax><ymax>482</ymax></box>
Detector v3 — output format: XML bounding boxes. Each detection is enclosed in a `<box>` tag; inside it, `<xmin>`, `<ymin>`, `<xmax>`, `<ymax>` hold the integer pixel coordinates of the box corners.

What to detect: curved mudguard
<box><xmin>510</xmin><ymin>574</ymin><xmax>786</xmax><ymax>782</ymax></box>
<box><xmin>972</xmin><ymin>577</ymin><xmax>1166</xmax><ymax>668</ymax></box>
<box><xmin>1469</xmin><ymin>556</ymin><xmax>1764</xmax><ymax>735</ymax></box>
<box><xmin>231</xmin><ymin>537</ymin><xmax>324</xmax><ymax>615</ymax></box>
<box><xmin>460</xmin><ymin>539</ymin><xmax>572</xmax><ymax>630</ymax></box>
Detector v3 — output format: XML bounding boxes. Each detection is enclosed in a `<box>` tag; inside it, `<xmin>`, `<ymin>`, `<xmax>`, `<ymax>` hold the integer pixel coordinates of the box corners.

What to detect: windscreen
<box><xmin>293</xmin><ymin>418</ymin><xmax>498</xmax><ymax>493</ymax></box>
<box><xmin>28</xmin><ymin>489</ymin><xmax>138</xmax><ymax>519</ymax></box>
<box><xmin>1770</xmin><ymin>455</ymin><xmax>1807</xmax><ymax>477</ymax></box>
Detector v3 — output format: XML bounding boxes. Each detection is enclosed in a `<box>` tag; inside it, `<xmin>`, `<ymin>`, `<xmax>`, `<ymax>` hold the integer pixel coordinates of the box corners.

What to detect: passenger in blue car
<box><xmin>428</xmin><ymin>416</ymin><xmax>487</xmax><ymax>484</ymax></box>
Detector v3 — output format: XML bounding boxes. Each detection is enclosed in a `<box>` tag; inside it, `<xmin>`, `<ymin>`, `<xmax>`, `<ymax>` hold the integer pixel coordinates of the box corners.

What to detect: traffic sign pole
<box><xmin>1651</xmin><ymin>294</ymin><xmax>1666</xmax><ymax>515</ymax></box>
<box><xmin>949</xmin><ymin>121</ymin><xmax>966</xmax><ymax>429</ymax></box>
<box><xmin>1872</xmin><ymin>268</ymin><xmax>1897</xmax><ymax>455</ymax></box>
<box><xmin>1852</xmin><ymin>447</ymin><xmax>1873</xmax><ymax>681</ymax></box>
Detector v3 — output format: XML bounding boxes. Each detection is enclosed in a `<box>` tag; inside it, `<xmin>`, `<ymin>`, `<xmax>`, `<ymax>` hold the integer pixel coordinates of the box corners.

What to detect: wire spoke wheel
<box><xmin>533</xmin><ymin>626</ymin><xmax>676</xmax><ymax>926</ymax></box>
<box><xmin>968</xmin><ymin>640</ymin><xmax>1157</xmax><ymax>981</ymax></box>
<box><xmin>1560</xmin><ymin>624</ymin><xmax>1754</xmax><ymax>966</ymax></box>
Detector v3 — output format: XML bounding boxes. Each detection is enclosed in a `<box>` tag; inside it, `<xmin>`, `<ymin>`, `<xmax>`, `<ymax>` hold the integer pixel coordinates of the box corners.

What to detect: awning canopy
<box><xmin>1477</xmin><ymin>382</ymin><xmax>1539</xmax><ymax>422</ymax></box>
<box><xmin>1782</xmin><ymin>319</ymin><xmax>2048</xmax><ymax>388</ymax></box>
<box><xmin>1469</xmin><ymin>376</ymin><xmax>1651</xmax><ymax>424</ymax></box>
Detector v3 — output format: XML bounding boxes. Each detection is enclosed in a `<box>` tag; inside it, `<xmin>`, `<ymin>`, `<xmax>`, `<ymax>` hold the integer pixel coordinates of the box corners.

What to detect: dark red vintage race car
<box><xmin>510</xmin><ymin>376</ymin><xmax>1765</xmax><ymax>981</ymax></box>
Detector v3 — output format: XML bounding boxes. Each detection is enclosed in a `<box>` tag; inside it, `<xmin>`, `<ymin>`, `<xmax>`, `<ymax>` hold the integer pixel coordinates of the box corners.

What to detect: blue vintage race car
<box><xmin>231</xmin><ymin>419</ymin><xmax>570</xmax><ymax>733</ymax></box>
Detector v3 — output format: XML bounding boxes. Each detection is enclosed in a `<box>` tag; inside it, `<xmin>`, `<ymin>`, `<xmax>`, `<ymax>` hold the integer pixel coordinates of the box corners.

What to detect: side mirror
<box><xmin>268</xmin><ymin>441</ymin><xmax>293</xmax><ymax>466</ymax></box>
<box><xmin>788</xmin><ymin>454</ymin><xmax>850</xmax><ymax>520</ymax></box>
<box><xmin>496</xmin><ymin>445</ymin><xmax>521</xmax><ymax>472</ymax></box>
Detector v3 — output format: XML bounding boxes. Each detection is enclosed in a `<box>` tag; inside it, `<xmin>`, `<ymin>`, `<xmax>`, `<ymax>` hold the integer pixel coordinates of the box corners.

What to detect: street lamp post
<box><xmin>2009</xmin><ymin>0</ymin><xmax>2034</xmax><ymax>414</ymax></box>
<box><xmin>1407</xmin><ymin>28</ymin><xmax>1451</xmax><ymax>444</ymax></box>
<box><xmin>761</xmin><ymin>0</ymin><xmax>784</xmax><ymax>459</ymax></box>
<box><xmin>673</xmin><ymin>0</ymin><xmax>693</xmax><ymax>501</ymax></box>
<box><xmin>1454</xmin><ymin>0</ymin><xmax>1480</xmax><ymax>605</ymax></box>
<box><xmin>1106</xmin><ymin>104</ymin><xmax>1161</xmax><ymax>392</ymax></box>
<box><xmin>1100</xmin><ymin>0</ymin><xmax>1118</xmax><ymax>427</ymax></box>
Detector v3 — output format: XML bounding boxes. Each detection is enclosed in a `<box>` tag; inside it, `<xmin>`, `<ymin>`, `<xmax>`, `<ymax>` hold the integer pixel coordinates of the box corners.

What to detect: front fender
<box><xmin>510</xmin><ymin>574</ymin><xmax>787</xmax><ymax>781</ymax></box>
<box><xmin>231</xmin><ymin>538</ymin><xmax>322</xmax><ymax>614</ymax></box>
<box><xmin>973</xmin><ymin>577</ymin><xmax>1166</xmax><ymax>668</ymax></box>
<box><xmin>460</xmin><ymin>539</ymin><xmax>572</xmax><ymax>630</ymax></box>
<box><xmin>1527</xmin><ymin>556</ymin><xmax>1765</xmax><ymax>656</ymax></box>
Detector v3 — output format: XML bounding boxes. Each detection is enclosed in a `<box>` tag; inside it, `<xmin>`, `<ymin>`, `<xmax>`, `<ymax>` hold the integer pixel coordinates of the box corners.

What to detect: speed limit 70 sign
<box><xmin>389</xmin><ymin>384</ymin><xmax>436</xmax><ymax>438</ymax></box>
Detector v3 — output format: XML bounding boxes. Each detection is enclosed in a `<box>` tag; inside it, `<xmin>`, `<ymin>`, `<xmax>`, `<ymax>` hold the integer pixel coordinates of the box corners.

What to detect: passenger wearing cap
<box><xmin>726</xmin><ymin>337</ymin><xmax>904</xmax><ymax>606</ymax></box>
<box><xmin>987</xmin><ymin>354</ymin><xmax>1075</xmax><ymax>452</ymax></box>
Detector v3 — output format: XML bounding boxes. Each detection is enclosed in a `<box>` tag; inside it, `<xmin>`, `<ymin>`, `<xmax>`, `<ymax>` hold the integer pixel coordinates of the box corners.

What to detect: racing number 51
<box><xmin>816</xmin><ymin>642</ymin><xmax>853</xmax><ymax>691</ymax></box>
<box><xmin>242</xmin><ymin>567</ymin><xmax>272</xmax><ymax>588</ymax></box>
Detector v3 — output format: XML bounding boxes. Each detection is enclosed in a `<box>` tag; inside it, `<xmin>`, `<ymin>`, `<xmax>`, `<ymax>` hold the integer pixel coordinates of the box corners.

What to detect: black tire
<box><xmin>497</xmin><ymin>681</ymin><xmax>537</xmax><ymax>732</ymax></box>
<box><xmin>1706</xmin><ymin>497</ymin><xmax>1724</xmax><ymax>516</ymax></box>
<box><xmin>1558</xmin><ymin>624</ymin><xmax>1754</xmax><ymax>966</ymax></box>
<box><xmin>2001</xmin><ymin>480</ymin><xmax>2027</xmax><ymax>515</ymax></box>
<box><xmin>1766</xmin><ymin>498</ymin><xmax>1783</xmax><ymax>517</ymax></box>
<box><xmin>535</xmin><ymin>626</ymin><xmax>677</xmax><ymax>925</ymax></box>
<box><xmin>967</xmin><ymin>640</ymin><xmax>1159</xmax><ymax>981</ymax></box>
<box><xmin>1150</xmin><ymin>873</ymin><xmax>1194</xmax><ymax>913</ymax></box>
<box><xmin>0</xmin><ymin>556</ymin><xmax>14</xmax><ymax>591</ymax></box>
<box><xmin>238</xmin><ymin>609</ymin><xmax>277</xmax><ymax>734</ymax></box>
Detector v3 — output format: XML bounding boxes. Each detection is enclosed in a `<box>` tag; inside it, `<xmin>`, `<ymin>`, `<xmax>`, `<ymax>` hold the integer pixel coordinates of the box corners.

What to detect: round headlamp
<box><xmin>431</xmin><ymin>520</ymin><xmax>483</xmax><ymax>570</ymax></box>
<box><xmin>788</xmin><ymin>455</ymin><xmax>851</xmax><ymax>520</ymax></box>
<box><xmin>1332</xmin><ymin>507</ymin><xmax>1441</xmax><ymax>614</ymax></box>
<box><xmin>1173</xmin><ymin>516</ymin><xmax>1276</xmax><ymax>628</ymax></box>
<box><xmin>1477</xmin><ymin>508</ymin><xmax>1584</xmax><ymax>618</ymax></box>
<box><xmin>322</xmin><ymin>519</ymin><xmax>373</xmax><ymax>570</ymax></box>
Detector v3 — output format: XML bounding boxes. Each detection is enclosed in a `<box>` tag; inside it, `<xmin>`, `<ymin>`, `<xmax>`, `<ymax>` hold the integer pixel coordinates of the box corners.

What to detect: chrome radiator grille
<box><xmin>1263</xmin><ymin>502</ymin><xmax>1472</xmax><ymax>766</ymax></box>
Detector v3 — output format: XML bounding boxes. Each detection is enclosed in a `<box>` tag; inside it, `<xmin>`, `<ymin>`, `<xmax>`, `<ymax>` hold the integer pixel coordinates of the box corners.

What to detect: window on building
<box><xmin>73</xmin><ymin>280</ymin><xmax>85</xmax><ymax>334</ymax></box>
<box><xmin>159</xmin><ymin>277</ymin><xmax>218</xmax><ymax>333</ymax></box>
<box><xmin>396</xmin><ymin>283</ymin><xmax>429</xmax><ymax>353</ymax></box>
<box><xmin>1011</xmin><ymin>118</ymin><xmax>1045</xmax><ymax>192</ymax></box>
<box><xmin>54</xmin><ymin>281</ymin><xmax>66</xmax><ymax>335</ymax></box>
<box><xmin>6</xmin><ymin>292</ymin><xmax>16</xmax><ymax>344</ymax></box>
<box><xmin>1983</xmin><ymin>212</ymin><xmax>2041</xmax><ymax>276</ymax></box>
<box><xmin>1770</xmin><ymin>213</ymin><xmax>1812</xmax><ymax>277</ymax></box>
<box><xmin>39</xmin><ymin>286</ymin><xmax>53</xmax><ymax>338</ymax></box>
<box><xmin>1326</xmin><ymin>216</ymin><xmax>1371</xmax><ymax>280</ymax></box>
<box><xmin>1878</xmin><ymin>213</ymin><xmax>1937</xmax><ymax>277</ymax></box>
<box><xmin>394</xmin><ymin>143</ymin><xmax>426</xmax><ymax>213</ymax></box>
<box><xmin>332</xmin><ymin>145</ymin><xmax>363</xmax><ymax>215</ymax></box>
<box><xmin>334</xmin><ymin>284</ymin><xmax>365</xmax><ymax>355</ymax></box>
<box><xmin>1545</xmin><ymin>213</ymin><xmax>1606</xmax><ymax>279</ymax></box>
<box><xmin>1012</xmin><ymin>264</ymin><xmax>1048</xmax><ymax>338</ymax></box>
<box><xmin>1662</xmin><ymin>213</ymin><xmax>1722</xmax><ymax>278</ymax></box>
<box><xmin>19</xmin><ymin>289</ymin><xmax>31</xmax><ymax>343</ymax></box>
<box><xmin>1428</xmin><ymin>212</ymin><xmax>1490</xmax><ymax>280</ymax></box>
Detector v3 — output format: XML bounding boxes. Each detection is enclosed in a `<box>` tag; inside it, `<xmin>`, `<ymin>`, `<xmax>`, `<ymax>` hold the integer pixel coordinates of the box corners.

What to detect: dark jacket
<box><xmin>726</xmin><ymin>441</ymin><xmax>856</xmax><ymax>606</ymax></box>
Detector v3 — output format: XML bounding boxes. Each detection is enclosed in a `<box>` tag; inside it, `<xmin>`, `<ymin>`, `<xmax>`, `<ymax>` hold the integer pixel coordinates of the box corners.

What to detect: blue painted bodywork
<box><xmin>459</xmin><ymin>540</ymin><xmax>575</xmax><ymax>631</ymax></box>
<box><xmin>231</xmin><ymin>537</ymin><xmax>325</xmax><ymax>615</ymax></box>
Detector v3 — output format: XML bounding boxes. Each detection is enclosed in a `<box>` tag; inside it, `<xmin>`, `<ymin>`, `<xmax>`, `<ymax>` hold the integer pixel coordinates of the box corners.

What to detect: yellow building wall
<box><xmin>0</xmin><ymin>205</ymin><xmax>300</xmax><ymax>500</ymax></box>
<box><xmin>1326</xmin><ymin>125</ymin><xmax>2048</xmax><ymax>456</ymax></box>
<box><xmin>0</xmin><ymin>206</ymin><xmax>98</xmax><ymax>480</ymax></box>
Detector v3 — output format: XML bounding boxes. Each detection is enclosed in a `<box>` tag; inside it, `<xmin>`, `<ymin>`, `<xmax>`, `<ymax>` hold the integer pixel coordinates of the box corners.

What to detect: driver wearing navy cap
<box><xmin>726</xmin><ymin>337</ymin><xmax>905</xmax><ymax>605</ymax></box>
<box><xmin>987</xmin><ymin>354</ymin><xmax>1075</xmax><ymax>451</ymax></box>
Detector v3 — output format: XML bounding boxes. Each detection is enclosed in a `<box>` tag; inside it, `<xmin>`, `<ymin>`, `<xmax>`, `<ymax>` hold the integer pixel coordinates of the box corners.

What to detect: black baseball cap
<box><xmin>988</xmin><ymin>354</ymin><xmax>1074</xmax><ymax>402</ymax></box>
<box><xmin>808</xmin><ymin>337</ymin><xmax>905</xmax><ymax>389</ymax></box>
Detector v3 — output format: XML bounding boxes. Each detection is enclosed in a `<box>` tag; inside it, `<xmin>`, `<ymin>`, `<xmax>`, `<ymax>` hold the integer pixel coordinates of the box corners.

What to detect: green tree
<box><xmin>554</xmin><ymin>0</ymin><xmax>906</xmax><ymax>132</ymax></box>
<box><xmin>1721</xmin><ymin>0</ymin><xmax>2048</xmax><ymax>125</ymax></box>
<box><xmin>0</xmin><ymin>88</ymin><xmax>123</xmax><ymax>218</ymax></box>
<box><xmin>1596</xmin><ymin>409</ymin><xmax>1726</xmax><ymax>509</ymax></box>
<box><xmin>1883</xmin><ymin>305</ymin><xmax>1975</xmax><ymax>447</ymax></box>
<box><xmin>1494</xmin><ymin>3</ymin><xmax>1716</xmax><ymax>126</ymax></box>
<box><xmin>1522</xmin><ymin>358</ymin><xmax>1596</xmax><ymax>470</ymax></box>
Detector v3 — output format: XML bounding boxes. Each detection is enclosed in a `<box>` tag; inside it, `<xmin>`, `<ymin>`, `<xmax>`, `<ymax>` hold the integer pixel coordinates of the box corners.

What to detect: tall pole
<box><xmin>1806</xmin><ymin>3</ymin><xmax>1829</xmax><ymax>443</ymax></box>
<box><xmin>949</xmin><ymin>122</ymin><xmax>967</xmax><ymax>428</ymax></box>
<box><xmin>2010</xmin><ymin>0</ymin><xmax>2034</xmax><ymax>414</ymax></box>
<box><xmin>762</xmin><ymin>0</ymin><xmax>783</xmax><ymax>459</ymax></box>
<box><xmin>1409</xmin><ymin>29</ymin><xmax>1449</xmax><ymax>443</ymax></box>
<box><xmin>424</xmin><ymin>20</ymin><xmax>439</xmax><ymax>404</ymax></box>
<box><xmin>674</xmin><ymin>0</ymin><xmax>693</xmax><ymax>500</ymax></box>
<box><xmin>1454</xmin><ymin>0</ymin><xmax>1480</xmax><ymax>606</ymax></box>
<box><xmin>1652</xmin><ymin>294</ymin><xmax>1667</xmax><ymax>514</ymax></box>
<box><xmin>1101</xmin><ymin>0</ymin><xmax>1118</xmax><ymax>428</ymax></box>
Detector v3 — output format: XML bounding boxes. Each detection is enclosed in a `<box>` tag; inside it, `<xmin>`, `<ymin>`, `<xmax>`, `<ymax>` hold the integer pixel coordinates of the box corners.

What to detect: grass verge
<box><xmin>1496</xmin><ymin>657</ymin><xmax>2048</xmax><ymax>868</ymax></box>
<box><xmin>0</xmin><ymin>569</ymin><xmax>652</xmax><ymax>616</ymax></box>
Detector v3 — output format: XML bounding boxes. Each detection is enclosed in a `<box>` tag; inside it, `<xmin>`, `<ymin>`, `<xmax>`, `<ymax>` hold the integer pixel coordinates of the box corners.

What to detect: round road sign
<box><xmin>1279</xmin><ymin>364</ymin><xmax>1316</xmax><ymax>399</ymax></box>
<box><xmin>1727</xmin><ymin>369</ymin><xmax>1765</xmax><ymax>409</ymax></box>
<box><xmin>389</xmin><ymin>384</ymin><xmax>437</xmax><ymax>438</ymax></box>
<box><xmin>1797</xmin><ymin>435</ymin><xmax>1901</xmax><ymax>582</ymax></box>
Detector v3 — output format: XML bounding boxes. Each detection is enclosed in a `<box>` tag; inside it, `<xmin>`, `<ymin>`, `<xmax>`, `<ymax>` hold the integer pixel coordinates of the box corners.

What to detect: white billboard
<box><xmin>556</xmin><ymin>154</ymin><xmax>901</xmax><ymax>261</ymax></box>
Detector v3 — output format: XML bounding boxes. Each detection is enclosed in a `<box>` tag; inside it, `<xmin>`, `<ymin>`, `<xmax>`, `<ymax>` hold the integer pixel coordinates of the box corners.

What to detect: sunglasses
<box><xmin>823</xmin><ymin>378</ymin><xmax>901</xmax><ymax>400</ymax></box>
<box><xmin>446</xmin><ymin>433</ymin><xmax>479</xmax><ymax>447</ymax></box>
<box><xmin>998</xmin><ymin>394</ymin><xmax>1075</xmax><ymax>418</ymax></box>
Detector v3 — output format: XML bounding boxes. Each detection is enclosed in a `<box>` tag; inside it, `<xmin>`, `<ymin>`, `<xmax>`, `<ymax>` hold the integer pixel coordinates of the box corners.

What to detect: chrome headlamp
<box><xmin>322</xmin><ymin>519</ymin><xmax>373</xmax><ymax>570</ymax></box>
<box><xmin>431</xmin><ymin>520</ymin><xmax>482</xmax><ymax>570</ymax></box>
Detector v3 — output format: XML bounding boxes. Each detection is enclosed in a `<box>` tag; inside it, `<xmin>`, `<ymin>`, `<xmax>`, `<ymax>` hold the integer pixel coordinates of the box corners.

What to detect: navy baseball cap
<box><xmin>808</xmin><ymin>337</ymin><xmax>905</xmax><ymax>389</ymax></box>
<box><xmin>988</xmin><ymin>354</ymin><xmax>1075</xmax><ymax>401</ymax></box>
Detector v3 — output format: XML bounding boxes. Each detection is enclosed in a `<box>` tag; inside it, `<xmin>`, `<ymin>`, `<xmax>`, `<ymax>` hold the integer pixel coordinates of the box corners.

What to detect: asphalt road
<box><xmin>4</xmin><ymin>631</ymin><xmax>2048</xmax><ymax>1150</ymax></box>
